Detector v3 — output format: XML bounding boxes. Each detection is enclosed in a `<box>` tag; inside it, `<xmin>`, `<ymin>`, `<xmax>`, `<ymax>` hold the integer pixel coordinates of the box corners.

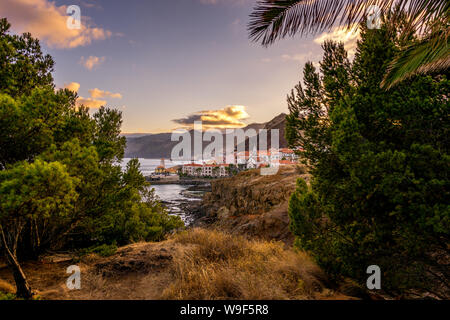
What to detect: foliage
<box><xmin>0</xmin><ymin>18</ymin><xmax>54</xmax><ymax>98</ymax></box>
<box><xmin>79</xmin><ymin>243</ymin><xmax>118</xmax><ymax>258</ymax></box>
<box><xmin>248</xmin><ymin>1</ymin><xmax>449</xmax><ymax>88</ymax></box>
<box><xmin>0</xmin><ymin>18</ymin><xmax>183</xmax><ymax>297</ymax></box>
<box><xmin>0</xmin><ymin>292</ymin><xmax>16</xmax><ymax>300</ymax></box>
<box><xmin>287</xmin><ymin>23</ymin><xmax>449</xmax><ymax>294</ymax></box>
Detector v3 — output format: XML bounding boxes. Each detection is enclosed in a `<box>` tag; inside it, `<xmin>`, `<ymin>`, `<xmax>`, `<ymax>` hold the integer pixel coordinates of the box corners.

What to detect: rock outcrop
<box><xmin>195</xmin><ymin>166</ymin><xmax>309</xmax><ymax>245</ymax></box>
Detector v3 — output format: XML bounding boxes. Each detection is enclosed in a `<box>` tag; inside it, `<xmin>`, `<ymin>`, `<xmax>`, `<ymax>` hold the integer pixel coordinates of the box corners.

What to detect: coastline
<box><xmin>147</xmin><ymin>176</ymin><xmax>217</xmax><ymax>186</ymax></box>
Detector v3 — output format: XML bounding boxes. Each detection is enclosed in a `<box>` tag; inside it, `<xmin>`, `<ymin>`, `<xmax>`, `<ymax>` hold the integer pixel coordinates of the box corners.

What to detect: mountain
<box><xmin>124</xmin><ymin>113</ymin><xmax>288</xmax><ymax>159</ymax></box>
<box><xmin>240</xmin><ymin>112</ymin><xmax>288</xmax><ymax>151</ymax></box>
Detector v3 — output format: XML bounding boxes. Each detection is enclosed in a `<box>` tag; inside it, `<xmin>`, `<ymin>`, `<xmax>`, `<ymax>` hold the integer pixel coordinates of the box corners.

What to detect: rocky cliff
<box><xmin>194</xmin><ymin>165</ymin><xmax>309</xmax><ymax>245</ymax></box>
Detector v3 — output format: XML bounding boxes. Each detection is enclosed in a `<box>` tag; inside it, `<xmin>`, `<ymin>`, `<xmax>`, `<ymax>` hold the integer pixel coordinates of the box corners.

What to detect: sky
<box><xmin>0</xmin><ymin>0</ymin><xmax>359</xmax><ymax>133</ymax></box>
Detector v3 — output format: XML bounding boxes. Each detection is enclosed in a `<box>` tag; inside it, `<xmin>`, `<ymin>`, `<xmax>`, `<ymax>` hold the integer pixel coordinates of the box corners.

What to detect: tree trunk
<box><xmin>5</xmin><ymin>252</ymin><xmax>33</xmax><ymax>299</ymax></box>
<box><xmin>0</xmin><ymin>227</ymin><xmax>33</xmax><ymax>299</ymax></box>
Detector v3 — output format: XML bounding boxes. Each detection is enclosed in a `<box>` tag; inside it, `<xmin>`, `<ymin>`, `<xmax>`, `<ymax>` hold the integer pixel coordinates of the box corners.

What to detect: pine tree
<box><xmin>287</xmin><ymin>24</ymin><xmax>449</xmax><ymax>295</ymax></box>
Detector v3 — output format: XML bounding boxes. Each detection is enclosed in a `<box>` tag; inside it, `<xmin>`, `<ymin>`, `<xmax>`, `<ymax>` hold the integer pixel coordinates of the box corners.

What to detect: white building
<box><xmin>181</xmin><ymin>148</ymin><xmax>299</xmax><ymax>176</ymax></box>
<box><xmin>182</xmin><ymin>163</ymin><xmax>203</xmax><ymax>176</ymax></box>
<box><xmin>279</xmin><ymin>148</ymin><xmax>298</xmax><ymax>161</ymax></box>
<box><xmin>182</xmin><ymin>163</ymin><xmax>229</xmax><ymax>177</ymax></box>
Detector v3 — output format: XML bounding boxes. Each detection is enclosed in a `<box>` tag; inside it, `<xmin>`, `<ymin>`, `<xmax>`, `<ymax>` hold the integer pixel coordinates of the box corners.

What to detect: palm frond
<box><xmin>248</xmin><ymin>0</ymin><xmax>393</xmax><ymax>46</ymax></box>
<box><xmin>249</xmin><ymin>0</ymin><xmax>449</xmax><ymax>87</ymax></box>
<box><xmin>382</xmin><ymin>30</ymin><xmax>450</xmax><ymax>88</ymax></box>
<box><xmin>397</xmin><ymin>0</ymin><xmax>449</xmax><ymax>34</ymax></box>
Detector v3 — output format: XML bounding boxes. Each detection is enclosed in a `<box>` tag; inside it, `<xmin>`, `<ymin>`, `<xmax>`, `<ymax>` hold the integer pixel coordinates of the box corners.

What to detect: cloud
<box><xmin>281</xmin><ymin>52</ymin><xmax>313</xmax><ymax>62</ymax></box>
<box><xmin>314</xmin><ymin>25</ymin><xmax>360</xmax><ymax>57</ymax></box>
<box><xmin>64</xmin><ymin>82</ymin><xmax>80</xmax><ymax>93</ymax></box>
<box><xmin>62</xmin><ymin>83</ymin><xmax>119</xmax><ymax>109</ymax></box>
<box><xmin>0</xmin><ymin>0</ymin><xmax>114</xmax><ymax>49</ymax></box>
<box><xmin>76</xmin><ymin>97</ymin><xmax>106</xmax><ymax>109</ymax></box>
<box><xmin>173</xmin><ymin>105</ymin><xmax>250</xmax><ymax>129</ymax></box>
<box><xmin>79</xmin><ymin>56</ymin><xmax>105</xmax><ymax>70</ymax></box>
<box><xmin>89</xmin><ymin>88</ymin><xmax>122</xmax><ymax>99</ymax></box>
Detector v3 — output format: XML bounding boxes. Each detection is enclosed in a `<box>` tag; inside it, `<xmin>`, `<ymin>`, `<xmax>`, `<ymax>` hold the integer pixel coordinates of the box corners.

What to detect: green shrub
<box><xmin>0</xmin><ymin>292</ymin><xmax>16</xmax><ymax>300</ymax></box>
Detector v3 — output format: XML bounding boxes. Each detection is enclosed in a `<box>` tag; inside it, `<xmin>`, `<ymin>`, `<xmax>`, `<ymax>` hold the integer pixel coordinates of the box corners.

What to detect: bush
<box><xmin>0</xmin><ymin>292</ymin><xmax>16</xmax><ymax>300</ymax></box>
<box><xmin>82</xmin><ymin>243</ymin><xmax>118</xmax><ymax>257</ymax></box>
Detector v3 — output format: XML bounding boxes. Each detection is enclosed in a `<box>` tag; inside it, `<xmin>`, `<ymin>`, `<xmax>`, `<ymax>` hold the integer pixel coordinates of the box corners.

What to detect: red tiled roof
<box><xmin>183</xmin><ymin>163</ymin><xmax>203</xmax><ymax>167</ymax></box>
<box><xmin>236</xmin><ymin>151</ymin><xmax>250</xmax><ymax>157</ymax></box>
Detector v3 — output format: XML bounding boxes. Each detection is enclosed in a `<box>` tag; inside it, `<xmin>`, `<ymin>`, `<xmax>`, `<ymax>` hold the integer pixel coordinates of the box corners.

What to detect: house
<box><xmin>182</xmin><ymin>163</ymin><xmax>203</xmax><ymax>176</ymax></box>
<box><xmin>217</xmin><ymin>164</ymin><xmax>229</xmax><ymax>177</ymax></box>
<box><xmin>279</xmin><ymin>148</ymin><xmax>297</xmax><ymax>161</ymax></box>
<box><xmin>258</xmin><ymin>150</ymin><xmax>271</xmax><ymax>163</ymax></box>
<box><xmin>279</xmin><ymin>160</ymin><xmax>298</xmax><ymax>166</ymax></box>
<box><xmin>236</xmin><ymin>151</ymin><xmax>250</xmax><ymax>165</ymax></box>
<box><xmin>181</xmin><ymin>163</ymin><xmax>229</xmax><ymax>177</ymax></box>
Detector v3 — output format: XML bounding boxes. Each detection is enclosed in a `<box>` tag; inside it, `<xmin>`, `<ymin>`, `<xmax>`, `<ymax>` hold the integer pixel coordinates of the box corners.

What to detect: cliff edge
<box><xmin>194</xmin><ymin>165</ymin><xmax>309</xmax><ymax>245</ymax></box>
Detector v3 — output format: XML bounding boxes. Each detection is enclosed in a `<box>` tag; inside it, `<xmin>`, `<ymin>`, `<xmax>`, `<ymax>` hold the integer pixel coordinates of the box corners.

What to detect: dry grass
<box><xmin>161</xmin><ymin>228</ymin><xmax>329</xmax><ymax>300</ymax></box>
<box><xmin>0</xmin><ymin>278</ymin><xmax>15</xmax><ymax>294</ymax></box>
<box><xmin>0</xmin><ymin>228</ymin><xmax>351</xmax><ymax>300</ymax></box>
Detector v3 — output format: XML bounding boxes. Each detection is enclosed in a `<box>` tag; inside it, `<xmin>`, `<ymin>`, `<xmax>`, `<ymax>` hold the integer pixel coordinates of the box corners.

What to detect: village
<box><xmin>152</xmin><ymin>148</ymin><xmax>299</xmax><ymax>179</ymax></box>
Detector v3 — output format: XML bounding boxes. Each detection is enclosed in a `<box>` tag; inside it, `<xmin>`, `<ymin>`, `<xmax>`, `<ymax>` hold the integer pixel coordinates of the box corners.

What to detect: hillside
<box><xmin>0</xmin><ymin>165</ymin><xmax>360</xmax><ymax>301</ymax></box>
<box><xmin>238</xmin><ymin>112</ymin><xmax>288</xmax><ymax>151</ymax></box>
<box><xmin>0</xmin><ymin>229</ymin><xmax>353</xmax><ymax>300</ymax></box>
<box><xmin>124</xmin><ymin>113</ymin><xmax>288</xmax><ymax>159</ymax></box>
<box><xmin>194</xmin><ymin>165</ymin><xmax>305</xmax><ymax>245</ymax></box>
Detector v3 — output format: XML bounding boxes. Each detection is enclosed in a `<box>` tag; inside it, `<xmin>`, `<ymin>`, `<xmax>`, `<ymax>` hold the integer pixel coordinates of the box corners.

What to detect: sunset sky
<box><xmin>0</xmin><ymin>0</ymin><xmax>358</xmax><ymax>133</ymax></box>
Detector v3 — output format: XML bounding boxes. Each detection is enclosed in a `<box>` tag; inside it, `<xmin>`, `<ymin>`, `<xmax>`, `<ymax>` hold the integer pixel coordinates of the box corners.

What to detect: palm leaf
<box><xmin>248</xmin><ymin>0</ymin><xmax>449</xmax><ymax>86</ymax></box>
<box><xmin>382</xmin><ymin>30</ymin><xmax>450</xmax><ymax>88</ymax></box>
<box><xmin>248</xmin><ymin>0</ymin><xmax>393</xmax><ymax>46</ymax></box>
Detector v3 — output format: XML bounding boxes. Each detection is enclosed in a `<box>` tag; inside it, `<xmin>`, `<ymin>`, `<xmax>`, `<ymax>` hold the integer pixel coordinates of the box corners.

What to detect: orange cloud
<box><xmin>0</xmin><ymin>0</ymin><xmax>114</xmax><ymax>49</ymax></box>
<box><xmin>173</xmin><ymin>105</ymin><xmax>250</xmax><ymax>129</ymax></box>
<box><xmin>64</xmin><ymin>82</ymin><xmax>80</xmax><ymax>93</ymax></box>
<box><xmin>76</xmin><ymin>97</ymin><xmax>106</xmax><ymax>109</ymax></box>
<box><xmin>89</xmin><ymin>88</ymin><xmax>122</xmax><ymax>99</ymax></box>
<box><xmin>62</xmin><ymin>83</ymin><xmax>118</xmax><ymax>109</ymax></box>
<box><xmin>314</xmin><ymin>25</ymin><xmax>360</xmax><ymax>57</ymax></box>
<box><xmin>79</xmin><ymin>56</ymin><xmax>105</xmax><ymax>70</ymax></box>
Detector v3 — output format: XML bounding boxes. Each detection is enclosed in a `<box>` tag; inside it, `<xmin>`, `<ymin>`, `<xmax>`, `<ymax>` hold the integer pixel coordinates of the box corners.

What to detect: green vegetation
<box><xmin>78</xmin><ymin>243</ymin><xmax>118</xmax><ymax>258</ymax></box>
<box><xmin>0</xmin><ymin>292</ymin><xmax>16</xmax><ymax>300</ymax></box>
<box><xmin>0</xmin><ymin>18</ymin><xmax>183</xmax><ymax>298</ymax></box>
<box><xmin>286</xmin><ymin>20</ymin><xmax>449</xmax><ymax>296</ymax></box>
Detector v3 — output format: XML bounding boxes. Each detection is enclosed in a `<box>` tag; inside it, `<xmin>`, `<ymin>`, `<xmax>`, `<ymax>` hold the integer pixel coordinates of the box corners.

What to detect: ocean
<box><xmin>121</xmin><ymin>158</ymin><xmax>180</xmax><ymax>176</ymax></box>
<box><xmin>120</xmin><ymin>158</ymin><xmax>201</xmax><ymax>224</ymax></box>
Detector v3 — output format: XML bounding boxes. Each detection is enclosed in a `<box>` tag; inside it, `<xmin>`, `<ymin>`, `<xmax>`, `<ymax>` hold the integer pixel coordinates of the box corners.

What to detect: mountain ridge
<box><xmin>124</xmin><ymin>113</ymin><xmax>288</xmax><ymax>159</ymax></box>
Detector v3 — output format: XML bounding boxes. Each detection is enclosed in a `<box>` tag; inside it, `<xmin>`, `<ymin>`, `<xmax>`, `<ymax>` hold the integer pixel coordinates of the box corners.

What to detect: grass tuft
<box><xmin>162</xmin><ymin>228</ymin><xmax>327</xmax><ymax>300</ymax></box>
